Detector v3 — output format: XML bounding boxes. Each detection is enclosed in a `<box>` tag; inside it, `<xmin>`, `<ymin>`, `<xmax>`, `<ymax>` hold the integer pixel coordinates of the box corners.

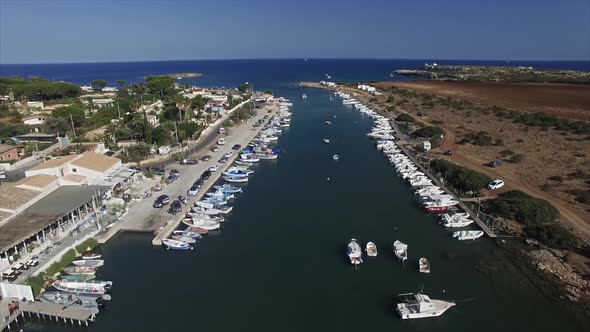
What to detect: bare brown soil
<box><xmin>383</xmin><ymin>81</ymin><xmax>590</xmax><ymax>121</ymax></box>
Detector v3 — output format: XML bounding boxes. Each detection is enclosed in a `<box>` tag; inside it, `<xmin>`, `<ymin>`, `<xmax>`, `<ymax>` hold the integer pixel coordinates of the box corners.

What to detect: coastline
<box><xmin>299</xmin><ymin>80</ymin><xmax>590</xmax><ymax>317</ymax></box>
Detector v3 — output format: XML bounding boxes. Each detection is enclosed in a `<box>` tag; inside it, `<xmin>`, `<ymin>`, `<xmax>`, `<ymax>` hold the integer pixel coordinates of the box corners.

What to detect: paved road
<box><xmin>116</xmin><ymin>104</ymin><xmax>275</xmax><ymax>233</ymax></box>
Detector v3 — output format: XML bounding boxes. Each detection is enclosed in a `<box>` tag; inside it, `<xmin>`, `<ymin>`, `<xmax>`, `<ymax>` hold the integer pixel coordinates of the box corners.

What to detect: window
<box><xmin>72</xmin><ymin>168</ymin><xmax>77</xmax><ymax>173</ymax></box>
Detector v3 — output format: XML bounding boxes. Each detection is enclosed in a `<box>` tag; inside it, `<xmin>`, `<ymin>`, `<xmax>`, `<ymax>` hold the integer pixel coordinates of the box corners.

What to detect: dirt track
<box><xmin>387</xmin><ymin>81</ymin><xmax>590</xmax><ymax>121</ymax></box>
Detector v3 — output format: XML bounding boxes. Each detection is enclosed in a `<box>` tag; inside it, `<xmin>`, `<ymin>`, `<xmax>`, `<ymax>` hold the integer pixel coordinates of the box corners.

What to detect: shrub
<box><xmin>516</xmin><ymin>138</ymin><xmax>524</xmax><ymax>143</ymax></box>
<box><xmin>509</xmin><ymin>154</ymin><xmax>525</xmax><ymax>163</ymax></box>
<box><xmin>524</xmin><ymin>224</ymin><xmax>578</xmax><ymax>250</ymax></box>
<box><xmin>494</xmin><ymin>138</ymin><xmax>504</xmax><ymax>146</ymax></box>
<box><xmin>432</xmin><ymin>120</ymin><xmax>444</xmax><ymax>125</ymax></box>
<box><xmin>489</xmin><ymin>190</ymin><xmax>559</xmax><ymax>226</ymax></box>
<box><xmin>430</xmin><ymin>159</ymin><xmax>492</xmax><ymax>191</ymax></box>
<box><xmin>413</xmin><ymin>126</ymin><xmax>444</xmax><ymax>139</ymax></box>
<box><xmin>547</xmin><ymin>176</ymin><xmax>564</xmax><ymax>183</ymax></box>
<box><xmin>568</xmin><ymin>170</ymin><xmax>590</xmax><ymax>180</ymax></box>
<box><xmin>462</xmin><ymin>131</ymin><xmax>493</xmax><ymax>146</ymax></box>
<box><xmin>387</xmin><ymin>106</ymin><xmax>396</xmax><ymax>112</ymax></box>
<box><xmin>566</xmin><ymin>189</ymin><xmax>590</xmax><ymax>205</ymax></box>
<box><xmin>387</xmin><ymin>95</ymin><xmax>395</xmax><ymax>103</ymax></box>
<box><xmin>395</xmin><ymin>114</ymin><xmax>416</xmax><ymax>123</ymax></box>
<box><xmin>26</xmin><ymin>273</ymin><xmax>47</xmax><ymax>296</ymax></box>
<box><xmin>500</xmin><ymin>149</ymin><xmax>515</xmax><ymax>156</ymax></box>
<box><xmin>45</xmin><ymin>249</ymin><xmax>77</xmax><ymax>276</ymax></box>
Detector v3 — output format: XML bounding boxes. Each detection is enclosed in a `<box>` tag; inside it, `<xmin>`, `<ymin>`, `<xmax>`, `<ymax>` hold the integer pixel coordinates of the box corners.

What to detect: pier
<box><xmin>1</xmin><ymin>298</ymin><xmax>96</xmax><ymax>331</ymax></box>
<box><xmin>152</xmin><ymin>104</ymin><xmax>279</xmax><ymax>245</ymax></box>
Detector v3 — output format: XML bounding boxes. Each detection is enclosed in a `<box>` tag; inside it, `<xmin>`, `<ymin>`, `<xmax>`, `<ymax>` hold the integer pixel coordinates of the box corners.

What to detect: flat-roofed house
<box><xmin>21</xmin><ymin>114</ymin><xmax>48</xmax><ymax>132</ymax></box>
<box><xmin>25</xmin><ymin>152</ymin><xmax>121</xmax><ymax>185</ymax></box>
<box><xmin>0</xmin><ymin>144</ymin><xmax>25</xmax><ymax>161</ymax></box>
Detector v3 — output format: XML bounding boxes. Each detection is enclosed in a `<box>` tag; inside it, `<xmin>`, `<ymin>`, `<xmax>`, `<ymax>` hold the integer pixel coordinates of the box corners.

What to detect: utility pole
<box><xmin>70</xmin><ymin>114</ymin><xmax>77</xmax><ymax>139</ymax></box>
<box><xmin>116</xmin><ymin>101</ymin><xmax>121</xmax><ymax>119</ymax></box>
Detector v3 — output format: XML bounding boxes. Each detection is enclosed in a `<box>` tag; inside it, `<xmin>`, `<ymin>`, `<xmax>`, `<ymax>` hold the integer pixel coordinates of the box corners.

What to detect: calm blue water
<box><xmin>3</xmin><ymin>60</ymin><xmax>589</xmax><ymax>332</ymax></box>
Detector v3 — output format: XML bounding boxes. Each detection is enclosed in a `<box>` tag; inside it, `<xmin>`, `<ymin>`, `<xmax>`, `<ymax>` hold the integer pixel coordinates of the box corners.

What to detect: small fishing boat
<box><xmin>223</xmin><ymin>175</ymin><xmax>249</xmax><ymax>183</ymax></box>
<box><xmin>186</xmin><ymin>227</ymin><xmax>209</xmax><ymax>234</ymax></box>
<box><xmin>332</xmin><ymin>154</ymin><xmax>339</xmax><ymax>161</ymax></box>
<box><xmin>72</xmin><ymin>259</ymin><xmax>104</xmax><ymax>268</ymax></box>
<box><xmin>396</xmin><ymin>293</ymin><xmax>455</xmax><ymax>319</ymax></box>
<box><xmin>171</xmin><ymin>235</ymin><xmax>197</xmax><ymax>244</ymax></box>
<box><xmin>52</xmin><ymin>279</ymin><xmax>112</xmax><ymax>295</ymax></box>
<box><xmin>419</xmin><ymin>258</ymin><xmax>430</xmax><ymax>273</ymax></box>
<box><xmin>213</xmin><ymin>185</ymin><xmax>243</xmax><ymax>194</ymax></box>
<box><xmin>366</xmin><ymin>242</ymin><xmax>377</xmax><ymax>257</ymax></box>
<box><xmin>347</xmin><ymin>238</ymin><xmax>363</xmax><ymax>265</ymax></box>
<box><xmin>63</xmin><ymin>266</ymin><xmax>97</xmax><ymax>276</ymax></box>
<box><xmin>81</xmin><ymin>252</ymin><xmax>101</xmax><ymax>260</ymax></box>
<box><xmin>162</xmin><ymin>239</ymin><xmax>192</xmax><ymax>250</ymax></box>
<box><xmin>323</xmin><ymin>138</ymin><xmax>330</xmax><ymax>144</ymax></box>
<box><xmin>302</xmin><ymin>94</ymin><xmax>307</xmax><ymax>99</ymax></box>
<box><xmin>393</xmin><ymin>240</ymin><xmax>408</xmax><ymax>262</ymax></box>
<box><xmin>172</xmin><ymin>230</ymin><xmax>202</xmax><ymax>239</ymax></box>
<box><xmin>452</xmin><ymin>230</ymin><xmax>484</xmax><ymax>240</ymax></box>
<box><xmin>182</xmin><ymin>218</ymin><xmax>221</xmax><ymax>230</ymax></box>
<box><xmin>325</xmin><ymin>120</ymin><xmax>332</xmax><ymax>125</ymax></box>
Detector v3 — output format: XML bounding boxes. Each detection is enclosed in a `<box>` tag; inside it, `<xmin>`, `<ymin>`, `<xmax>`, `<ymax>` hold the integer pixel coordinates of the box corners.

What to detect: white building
<box><xmin>92</xmin><ymin>98</ymin><xmax>115</xmax><ymax>108</ymax></box>
<box><xmin>24</xmin><ymin>151</ymin><xmax>121</xmax><ymax>186</ymax></box>
<box><xmin>26</xmin><ymin>101</ymin><xmax>44</xmax><ymax>110</ymax></box>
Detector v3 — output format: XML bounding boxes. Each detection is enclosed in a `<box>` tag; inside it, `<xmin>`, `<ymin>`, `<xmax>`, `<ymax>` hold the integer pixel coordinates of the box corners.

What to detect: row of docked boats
<box><xmin>336</xmin><ymin>91</ymin><xmax>484</xmax><ymax>241</ymax></box>
<box><xmin>333</xmin><ymin>89</ymin><xmax>463</xmax><ymax>321</ymax></box>
<box><xmin>162</xmin><ymin>102</ymin><xmax>292</xmax><ymax>250</ymax></box>
<box><xmin>38</xmin><ymin>252</ymin><xmax>112</xmax><ymax>314</ymax></box>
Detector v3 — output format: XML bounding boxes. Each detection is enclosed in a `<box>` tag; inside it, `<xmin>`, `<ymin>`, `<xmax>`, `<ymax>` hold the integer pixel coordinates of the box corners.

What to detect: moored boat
<box><xmin>63</xmin><ymin>266</ymin><xmax>97</xmax><ymax>276</ymax></box>
<box><xmin>172</xmin><ymin>230</ymin><xmax>202</xmax><ymax>239</ymax></box>
<box><xmin>162</xmin><ymin>239</ymin><xmax>192</xmax><ymax>250</ymax></box>
<box><xmin>452</xmin><ymin>230</ymin><xmax>484</xmax><ymax>240</ymax></box>
<box><xmin>393</xmin><ymin>240</ymin><xmax>408</xmax><ymax>262</ymax></box>
<box><xmin>81</xmin><ymin>252</ymin><xmax>101</xmax><ymax>260</ymax></box>
<box><xmin>39</xmin><ymin>291</ymin><xmax>110</xmax><ymax>309</ymax></box>
<box><xmin>419</xmin><ymin>258</ymin><xmax>430</xmax><ymax>273</ymax></box>
<box><xmin>171</xmin><ymin>235</ymin><xmax>197</xmax><ymax>244</ymax></box>
<box><xmin>347</xmin><ymin>238</ymin><xmax>363</xmax><ymax>265</ymax></box>
<box><xmin>72</xmin><ymin>259</ymin><xmax>104</xmax><ymax>268</ymax></box>
<box><xmin>366</xmin><ymin>242</ymin><xmax>377</xmax><ymax>257</ymax></box>
<box><xmin>396</xmin><ymin>293</ymin><xmax>455</xmax><ymax>319</ymax></box>
<box><xmin>52</xmin><ymin>279</ymin><xmax>112</xmax><ymax>295</ymax></box>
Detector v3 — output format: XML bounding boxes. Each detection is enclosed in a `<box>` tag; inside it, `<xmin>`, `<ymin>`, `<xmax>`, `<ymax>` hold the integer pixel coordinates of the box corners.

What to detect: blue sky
<box><xmin>1</xmin><ymin>0</ymin><xmax>589</xmax><ymax>64</ymax></box>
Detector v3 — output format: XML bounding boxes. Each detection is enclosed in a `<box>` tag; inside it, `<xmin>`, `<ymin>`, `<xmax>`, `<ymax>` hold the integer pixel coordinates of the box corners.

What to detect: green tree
<box><xmin>91</xmin><ymin>80</ymin><xmax>108</xmax><ymax>91</ymax></box>
<box><xmin>116</xmin><ymin>80</ymin><xmax>126</xmax><ymax>88</ymax></box>
<box><xmin>145</xmin><ymin>75</ymin><xmax>175</xmax><ymax>97</ymax></box>
<box><xmin>238</xmin><ymin>83</ymin><xmax>251</xmax><ymax>93</ymax></box>
<box><xmin>0</xmin><ymin>123</ymin><xmax>29</xmax><ymax>138</ymax></box>
<box><xmin>51</xmin><ymin>104</ymin><xmax>86</xmax><ymax>127</ymax></box>
<box><xmin>42</xmin><ymin>117</ymin><xmax>69</xmax><ymax>135</ymax></box>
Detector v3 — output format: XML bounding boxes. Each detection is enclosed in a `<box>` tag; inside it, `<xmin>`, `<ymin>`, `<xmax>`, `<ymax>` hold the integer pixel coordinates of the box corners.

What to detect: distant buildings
<box><xmin>21</xmin><ymin>114</ymin><xmax>48</xmax><ymax>133</ymax></box>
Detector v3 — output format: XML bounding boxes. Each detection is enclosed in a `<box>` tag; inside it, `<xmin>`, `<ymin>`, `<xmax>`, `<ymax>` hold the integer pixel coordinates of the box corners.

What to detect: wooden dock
<box><xmin>152</xmin><ymin>105</ymin><xmax>280</xmax><ymax>245</ymax></box>
<box><xmin>1</xmin><ymin>298</ymin><xmax>96</xmax><ymax>331</ymax></box>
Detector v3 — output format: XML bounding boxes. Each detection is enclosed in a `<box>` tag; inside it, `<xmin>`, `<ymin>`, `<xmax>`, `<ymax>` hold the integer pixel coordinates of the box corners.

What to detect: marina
<box><xmin>1</xmin><ymin>61</ymin><xmax>588</xmax><ymax>332</ymax></box>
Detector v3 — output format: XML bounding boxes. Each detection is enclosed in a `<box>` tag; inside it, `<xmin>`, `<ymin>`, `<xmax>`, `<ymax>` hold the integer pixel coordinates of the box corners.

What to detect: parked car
<box><xmin>217</xmin><ymin>138</ymin><xmax>227</xmax><ymax>145</ymax></box>
<box><xmin>201</xmin><ymin>155</ymin><xmax>211</xmax><ymax>161</ymax></box>
<box><xmin>193</xmin><ymin>179</ymin><xmax>204</xmax><ymax>188</ymax></box>
<box><xmin>209</xmin><ymin>165</ymin><xmax>219</xmax><ymax>172</ymax></box>
<box><xmin>263</xmin><ymin>115</ymin><xmax>269</xmax><ymax>119</ymax></box>
<box><xmin>180</xmin><ymin>159</ymin><xmax>198</xmax><ymax>165</ymax></box>
<box><xmin>170</xmin><ymin>169</ymin><xmax>180</xmax><ymax>177</ymax></box>
<box><xmin>187</xmin><ymin>186</ymin><xmax>199</xmax><ymax>196</ymax></box>
<box><xmin>487</xmin><ymin>159</ymin><xmax>503</xmax><ymax>168</ymax></box>
<box><xmin>148</xmin><ymin>166</ymin><xmax>165</xmax><ymax>175</ymax></box>
<box><xmin>219</xmin><ymin>157</ymin><xmax>229</xmax><ymax>163</ymax></box>
<box><xmin>487</xmin><ymin>179</ymin><xmax>505</xmax><ymax>190</ymax></box>
<box><xmin>201</xmin><ymin>170</ymin><xmax>211</xmax><ymax>180</ymax></box>
<box><xmin>210</xmin><ymin>147</ymin><xmax>219</xmax><ymax>153</ymax></box>
<box><xmin>232</xmin><ymin>144</ymin><xmax>241</xmax><ymax>151</ymax></box>
<box><xmin>223</xmin><ymin>152</ymin><xmax>233</xmax><ymax>158</ymax></box>
<box><xmin>153</xmin><ymin>195</ymin><xmax>170</xmax><ymax>208</ymax></box>
<box><xmin>165</xmin><ymin>175</ymin><xmax>176</xmax><ymax>184</ymax></box>
<box><xmin>169</xmin><ymin>200</ymin><xmax>182</xmax><ymax>215</ymax></box>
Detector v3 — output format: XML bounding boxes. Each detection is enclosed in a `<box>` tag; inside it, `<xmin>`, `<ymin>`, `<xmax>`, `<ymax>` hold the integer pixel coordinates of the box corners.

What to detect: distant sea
<box><xmin>1</xmin><ymin>59</ymin><xmax>589</xmax><ymax>90</ymax></box>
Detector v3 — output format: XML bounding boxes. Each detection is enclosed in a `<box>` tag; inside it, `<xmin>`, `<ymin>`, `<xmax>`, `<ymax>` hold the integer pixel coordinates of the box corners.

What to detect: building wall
<box><xmin>0</xmin><ymin>148</ymin><xmax>19</xmax><ymax>161</ymax></box>
<box><xmin>23</xmin><ymin>118</ymin><xmax>46</xmax><ymax>126</ymax></box>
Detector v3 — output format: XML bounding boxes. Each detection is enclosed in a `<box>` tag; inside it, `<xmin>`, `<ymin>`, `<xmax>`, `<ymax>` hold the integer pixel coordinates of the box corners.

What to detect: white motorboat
<box><xmin>396</xmin><ymin>293</ymin><xmax>455</xmax><ymax>319</ymax></box>
<box><xmin>162</xmin><ymin>239</ymin><xmax>192</xmax><ymax>250</ymax></box>
<box><xmin>52</xmin><ymin>279</ymin><xmax>112</xmax><ymax>295</ymax></box>
<box><xmin>62</xmin><ymin>266</ymin><xmax>97</xmax><ymax>276</ymax></box>
<box><xmin>441</xmin><ymin>213</ymin><xmax>474</xmax><ymax>228</ymax></box>
<box><xmin>419</xmin><ymin>257</ymin><xmax>430</xmax><ymax>273</ymax></box>
<box><xmin>452</xmin><ymin>230</ymin><xmax>484</xmax><ymax>240</ymax></box>
<box><xmin>366</xmin><ymin>242</ymin><xmax>377</xmax><ymax>257</ymax></box>
<box><xmin>72</xmin><ymin>259</ymin><xmax>104</xmax><ymax>268</ymax></box>
<box><xmin>393</xmin><ymin>240</ymin><xmax>408</xmax><ymax>262</ymax></box>
<box><xmin>223</xmin><ymin>175</ymin><xmax>249</xmax><ymax>183</ymax></box>
<box><xmin>172</xmin><ymin>230</ymin><xmax>202</xmax><ymax>239</ymax></box>
<box><xmin>325</xmin><ymin>120</ymin><xmax>332</xmax><ymax>125</ymax></box>
<box><xmin>81</xmin><ymin>252</ymin><xmax>101</xmax><ymax>260</ymax></box>
<box><xmin>347</xmin><ymin>238</ymin><xmax>363</xmax><ymax>265</ymax></box>
<box><xmin>171</xmin><ymin>235</ymin><xmax>197</xmax><ymax>244</ymax></box>
<box><xmin>333</xmin><ymin>154</ymin><xmax>339</xmax><ymax>161</ymax></box>
<box><xmin>302</xmin><ymin>94</ymin><xmax>307</xmax><ymax>99</ymax></box>
<box><xmin>182</xmin><ymin>218</ymin><xmax>221</xmax><ymax>230</ymax></box>
<box><xmin>323</xmin><ymin>138</ymin><xmax>330</xmax><ymax>144</ymax></box>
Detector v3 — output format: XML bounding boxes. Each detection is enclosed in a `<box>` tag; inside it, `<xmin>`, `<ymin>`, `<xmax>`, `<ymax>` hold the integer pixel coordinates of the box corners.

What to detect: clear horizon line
<box><xmin>1</xmin><ymin>57</ymin><xmax>590</xmax><ymax>66</ymax></box>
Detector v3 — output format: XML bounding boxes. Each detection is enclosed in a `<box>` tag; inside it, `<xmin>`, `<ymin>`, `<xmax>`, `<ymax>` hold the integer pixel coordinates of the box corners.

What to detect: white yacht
<box><xmin>393</xmin><ymin>240</ymin><xmax>408</xmax><ymax>262</ymax></box>
<box><xmin>396</xmin><ymin>293</ymin><xmax>455</xmax><ymax>319</ymax></box>
<box><xmin>347</xmin><ymin>238</ymin><xmax>363</xmax><ymax>265</ymax></box>
<box><xmin>453</xmin><ymin>230</ymin><xmax>484</xmax><ymax>240</ymax></box>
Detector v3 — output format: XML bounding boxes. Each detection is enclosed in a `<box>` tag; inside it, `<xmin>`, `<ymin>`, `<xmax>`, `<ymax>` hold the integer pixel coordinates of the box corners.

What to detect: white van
<box><xmin>217</xmin><ymin>138</ymin><xmax>226</xmax><ymax>145</ymax></box>
<box><xmin>218</xmin><ymin>127</ymin><xmax>226</xmax><ymax>134</ymax></box>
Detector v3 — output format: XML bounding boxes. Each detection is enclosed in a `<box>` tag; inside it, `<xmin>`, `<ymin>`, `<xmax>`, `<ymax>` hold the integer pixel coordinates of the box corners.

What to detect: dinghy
<box><xmin>72</xmin><ymin>259</ymin><xmax>104</xmax><ymax>268</ymax></box>
<box><xmin>81</xmin><ymin>252</ymin><xmax>101</xmax><ymax>260</ymax></box>
<box><xmin>223</xmin><ymin>175</ymin><xmax>249</xmax><ymax>183</ymax></box>
<box><xmin>39</xmin><ymin>292</ymin><xmax>109</xmax><ymax>310</ymax></box>
<box><xmin>452</xmin><ymin>230</ymin><xmax>484</xmax><ymax>240</ymax></box>
<box><xmin>333</xmin><ymin>154</ymin><xmax>339</xmax><ymax>161</ymax></box>
<box><xmin>323</xmin><ymin>138</ymin><xmax>330</xmax><ymax>144</ymax></box>
<box><xmin>162</xmin><ymin>239</ymin><xmax>192</xmax><ymax>250</ymax></box>
<box><xmin>347</xmin><ymin>238</ymin><xmax>363</xmax><ymax>265</ymax></box>
<box><xmin>63</xmin><ymin>266</ymin><xmax>97</xmax><ymax>276</ymax></box>
<box><xmin>171</xmin><ymin>235</ymin><xmax>197</xmax><ymax>244</ymax></box>
<box><xmin>393</xmin><ymin>241</ymin><xmax>408</xmax><ymax>262</ymax></box>
<box><xmin>419</xmin><ymin>258</ymin><xmax>430</xmax><ymax>273</ymax></box>
<box><xmin>366</xmin><ymin>242</ymin><xmax>377</xmax><ymax>257</ymax></box>
<box><xmin>172</xmin><ymin>230</ymin><xmax>202</xmax><ymax>239</ymax></box>
<box><xmin>325</xmin><ymin>121</ymin><xmax>332</xmax><ymax>125</ymax></box>
<box><xmin>52</xmin><ymin>279</ymin><xmax>112</xmax><ymax>295</ymax></box>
